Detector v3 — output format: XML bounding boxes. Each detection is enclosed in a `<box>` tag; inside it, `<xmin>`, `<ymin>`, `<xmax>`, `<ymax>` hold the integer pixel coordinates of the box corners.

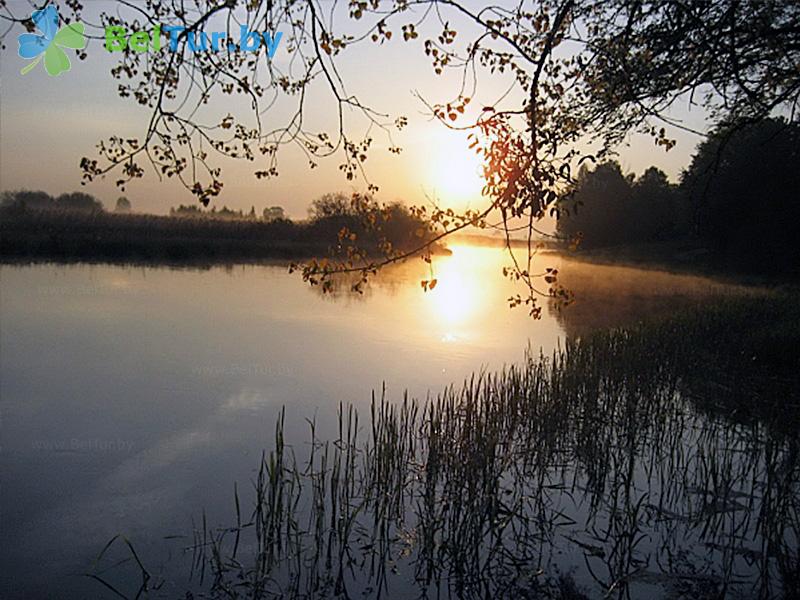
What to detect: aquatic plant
<box><xmin>90</xmin><ymin>296</ymin><xmax>800</xmax><ymax>599</ymax></box>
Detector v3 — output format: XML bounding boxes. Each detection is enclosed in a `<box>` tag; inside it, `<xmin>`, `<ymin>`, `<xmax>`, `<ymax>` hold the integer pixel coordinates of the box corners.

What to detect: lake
<box><xmin>0</xmin><ymin>245</ymin><xmax>789</xmax><ymax>598</ymax></box>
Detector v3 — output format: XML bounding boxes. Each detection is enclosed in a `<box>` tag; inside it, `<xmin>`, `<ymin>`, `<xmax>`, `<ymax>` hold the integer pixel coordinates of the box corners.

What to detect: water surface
<box><xmin>0</xmin><ymin>246</ymin><xmax>768</xmax><ymax>597</ymax></box>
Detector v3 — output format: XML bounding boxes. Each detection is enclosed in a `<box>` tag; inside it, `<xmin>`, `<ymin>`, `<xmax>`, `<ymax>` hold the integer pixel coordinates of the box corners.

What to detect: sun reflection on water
<box><xmin>423</xmin><ymin>245</ymin><xmax>493</xmax><ymax>342</ymax></box>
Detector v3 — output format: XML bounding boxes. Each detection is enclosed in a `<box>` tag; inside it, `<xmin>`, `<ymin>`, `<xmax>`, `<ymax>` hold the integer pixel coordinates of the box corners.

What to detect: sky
<box><xmin>0</xmin><ymin>0</ymin><xmax>711</xmax><ymax>220</ymax></box>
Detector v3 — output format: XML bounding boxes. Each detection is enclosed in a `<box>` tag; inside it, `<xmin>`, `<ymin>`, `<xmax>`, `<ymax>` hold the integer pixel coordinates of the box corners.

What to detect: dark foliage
<box><xmin>1</xmin><ymin>190</ymin><xmax>104</xmax><ymax>213</ymax></box>
<box><xmin>557</xmin><ymin>162</ymin><xmax>688</xmax><ymax>248</ymax></box>
<box><xmin>56</xmin><ymin>192</ymin><xmax>104</xmax><ymax>213</ymax></box>
<box><xmin>681</xmin><ymin>118</ymin><xmax>800</xmax><ymax>275</ymax></box>
<box><xmin>308</xmin><ymin>192</ymin><xmax>354</xmax><ymax>220</ymax></box>
<box><xmin>0</xmin><ymin>195</ymin><xmax>435</xmax><ymax>265</ymax></box>
<box><xmin>557</xmin><ymin>118</ymin><xmax>799</xmax><ymax>278</ymax></box>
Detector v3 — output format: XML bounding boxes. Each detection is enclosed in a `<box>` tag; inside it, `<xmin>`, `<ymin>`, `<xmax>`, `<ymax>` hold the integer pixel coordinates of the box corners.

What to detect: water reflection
<box><xmin>96</xmin><ymin>329</ymin><xmax>799</xmax><ymax>599</ymax></box>
<box><xmin>423</xmin><ymin>246</ymin><xmax>493</xmax><ymax>343</ymax></box>
<box><xmin>0</xmin><ymin>245</ymin><xmax>771</xmax><ymax>598</ymax></box>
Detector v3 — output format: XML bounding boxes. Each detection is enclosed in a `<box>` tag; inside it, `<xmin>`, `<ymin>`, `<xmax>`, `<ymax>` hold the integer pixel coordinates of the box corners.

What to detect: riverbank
<box><xmin>558</xmin><ymin>238</ymin><xmax>800</xmax><ymax>284</ymax></box>
<box><xmin>0</xmin><ymin>207</ymin><xmax>445</xmax><ymax>265</ymax></box>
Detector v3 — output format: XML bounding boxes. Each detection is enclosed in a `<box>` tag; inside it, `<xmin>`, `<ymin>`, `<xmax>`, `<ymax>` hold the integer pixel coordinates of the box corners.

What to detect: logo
<box><xmin>104</xmin><ymin>25</ymin><xmax>282</xmax><ymax>57</ymax></box>
<box><xmin>18</xmin><ymin>4</ymin><xmax>86</xmax><ymax>77</ymax></box>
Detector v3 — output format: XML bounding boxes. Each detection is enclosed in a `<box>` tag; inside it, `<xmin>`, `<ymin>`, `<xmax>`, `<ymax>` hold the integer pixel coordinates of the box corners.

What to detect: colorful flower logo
<box><xmin>18</xmin><ymin>5</ymin><xmax>86</xmax><ymax>77</ymax></box>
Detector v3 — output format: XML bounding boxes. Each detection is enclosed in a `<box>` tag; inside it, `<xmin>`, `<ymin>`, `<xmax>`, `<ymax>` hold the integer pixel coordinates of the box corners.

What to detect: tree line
<box><xmin>170</xmin><ymin>204</ymin><xmax>287</xmax><ymax>221</ymax></box>
<box><xmin>3</xmin><ymin>118</ymin><xmax>797</xmax><ymax>276</ymax></box>
<box><xmin>0</xmin><ymin>189</ymin><xmax>434</xmax><ymax>269</ymax></box>
<box><xmin>4</xmin><ymin>0</ymin><xmax>798</xmax><ymax>309</ymax></box>
<box><xmin>557</xmin><ymin>118</ymin><xmax>800</xmax><ymax>275</ymax></box>
<box><xmin>0</xmin><ymin>190</ymin><xmax>109</xmax><ymax>213</ymax></box>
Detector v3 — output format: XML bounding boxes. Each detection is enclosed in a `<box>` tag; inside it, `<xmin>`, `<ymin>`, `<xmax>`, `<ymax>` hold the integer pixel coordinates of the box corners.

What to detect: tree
<box><xmin>558</xmin><ymin>164</ymin><xmax>690</xmax><ymax>247</ymax></box>
<box><xmin>630</xmin><ymin>168</ymin><xmax>687</xmax><ymax>242</ymax></box>
<box><xmin>215</xmin><ymin>206</ymin><xmax>247</xmax><ymax>220</ymax></box>
<box><xmin>681</xmin><ymin>118</ymin><xmax>800</xmax><ymax>274</ymax></box>
<box><xmin>3</xmin><ymin>0</ymin><xmax>798</xmax><ymax>313</ymax></box>
<box><xmin>263</xmin><ymin>206</ymin><xmax>286</xmax><ymax>222</ymax></box>
<box><xmin>55</xmin><ymin>192</ymin><xmax>104</xmax><ymax>212</ymax></box>
<box><xmin>114</xmin><ymin>196</ymin><xmax>132</xmax><ymax>213</ymax></box>
<box><xmin>308</xmin><ymin>193</ymin><xmax>353</xmax><ymax>221</ymax></box>
<box><xmin>171</xmin><ymin>204</ymin><xmax>204</xmax><ymax>218</ymax></box>
<box><xmin>0</xmin><ymin>190</ymin><xmax>55</xmax><ymax>210</ymax></box>
<box><xmin>558</xmin><ymin>162</ymin><xmax>633</xmax><ymax>248</ymax></box>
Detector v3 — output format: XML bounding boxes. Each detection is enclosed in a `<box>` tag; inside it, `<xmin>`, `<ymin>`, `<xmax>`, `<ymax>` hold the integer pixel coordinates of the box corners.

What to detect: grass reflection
<box><xmin>92</xmin><ymin>294</ymin><xmax>800</xmax><ymax>599</ymax></box>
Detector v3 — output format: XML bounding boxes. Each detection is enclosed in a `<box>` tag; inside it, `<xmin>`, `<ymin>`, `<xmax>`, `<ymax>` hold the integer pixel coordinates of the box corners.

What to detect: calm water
<box><xmin>0</xmin><ymin>246</ymin><xmax>771</xmax><ymax>598</ymax></box>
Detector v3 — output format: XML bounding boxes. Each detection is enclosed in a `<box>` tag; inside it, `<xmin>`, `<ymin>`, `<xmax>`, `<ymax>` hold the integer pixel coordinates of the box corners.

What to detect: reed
<box><xmin>90</xmin><ymin>295</ymin><xmax>800</xmax><ymax>599</ymax></box>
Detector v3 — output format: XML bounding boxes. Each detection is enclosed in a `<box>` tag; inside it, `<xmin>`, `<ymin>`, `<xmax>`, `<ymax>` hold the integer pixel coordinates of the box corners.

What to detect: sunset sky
<box><xmin>0</xmin><ymin>0</ymin><xmax>710</xmax><ymax>220</ymax></box>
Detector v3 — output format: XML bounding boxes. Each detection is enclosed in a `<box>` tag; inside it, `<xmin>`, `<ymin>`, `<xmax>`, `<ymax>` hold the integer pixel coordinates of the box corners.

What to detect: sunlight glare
<box><xmin>427</xmin><ymin>131</ymin><xmax>485</xmax><ymax>209</ymax></box>
<box><xmin>425</xmin><ymin>245</ymin><xmax>488</xmax><ymax>339</ymax></box>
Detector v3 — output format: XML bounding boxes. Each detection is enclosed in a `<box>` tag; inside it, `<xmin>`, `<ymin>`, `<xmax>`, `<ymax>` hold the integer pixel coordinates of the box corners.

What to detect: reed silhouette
<box><xmin>90</xmin><ymin>295</ymin><xmax>800</xmax><ymax>599</ymax></box>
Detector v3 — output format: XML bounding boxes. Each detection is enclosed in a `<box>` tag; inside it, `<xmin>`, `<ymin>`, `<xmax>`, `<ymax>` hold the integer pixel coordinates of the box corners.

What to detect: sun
<box><xmin>426</xmin><ymin>131</ymin><xmax>485</xmax><ymax>209</ymax></box>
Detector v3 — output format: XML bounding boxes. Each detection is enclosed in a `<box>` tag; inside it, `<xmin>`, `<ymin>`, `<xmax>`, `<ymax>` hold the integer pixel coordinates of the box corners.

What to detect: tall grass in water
<box><xmin>92</xmin><ymin>297</ymin><xmax>800</xmax><ymax>599</ymax></box>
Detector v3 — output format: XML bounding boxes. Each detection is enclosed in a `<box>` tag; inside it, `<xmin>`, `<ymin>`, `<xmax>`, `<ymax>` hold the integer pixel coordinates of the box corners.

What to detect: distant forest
<box><xmin>0</xmin><ymin>190</ymin><xmax>108</xmax><ymax>214</ymax></box>
<box><xmin>2</xmin><ymin>119</ymin><xmax>798</xmax><ymax>274</ymax></box>
<box><xmin>557</xmin><ymin>118</ymin><xmax>800</xmax><ymax>275</ymax></box>
<box><xmin>0</xmin><ymin>191</ymin><xmax>435</xmax><ymax>263</ymax></box>
<box><xmin>0</xmin><ymin>190</ymin><xmax>288</xmax><ymax>223</ymax></box>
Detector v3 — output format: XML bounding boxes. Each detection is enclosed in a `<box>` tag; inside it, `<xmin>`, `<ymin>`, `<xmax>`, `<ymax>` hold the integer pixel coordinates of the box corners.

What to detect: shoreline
<box><xmin>0</xmin><ymin>208</ymin><xmax>449</xmax><ymax>267</ymax></box>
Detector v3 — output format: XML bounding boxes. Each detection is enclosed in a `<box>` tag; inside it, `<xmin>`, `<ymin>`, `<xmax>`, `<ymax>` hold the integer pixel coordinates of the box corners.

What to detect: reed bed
<box><xmin>92</xmin><ymin>296</ymin><xmax>800</xmax><ymax>599</ymax></box>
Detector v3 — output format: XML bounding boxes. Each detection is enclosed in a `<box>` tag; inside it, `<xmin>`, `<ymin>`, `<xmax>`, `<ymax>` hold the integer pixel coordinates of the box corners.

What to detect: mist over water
<box><xmin>0</xmin><ymin>246</ymin><xmax>779</xmax><ymax>598</ymax></box>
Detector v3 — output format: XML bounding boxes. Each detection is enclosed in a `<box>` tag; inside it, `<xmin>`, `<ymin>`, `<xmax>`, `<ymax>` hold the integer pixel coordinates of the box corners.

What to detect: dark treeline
<box><xmin>0</xmin><ymin>189</ymin><xmax>282</xmax><ymax>222</ymax></box>
<box><xmin>558</xmin><ymin>118</ymin><xmax>800</xmax><ymax>275</ymax></box>
<box><xmin>3</xmin><ymin>118</ymin><xmax>798</xmax><ymax>274</ymax></box>
<box><xmin>170</xmin><ymin>204</ymin><xmax>287</xmax><ymax>221</ymax></box>
<box><xmin>557</xmin><ymin>163</ymin><xmax>690</xmax><ymax>246</ymax></box>
<box><xmin>0</xmin><ymin>191</ymin><xmax>435</xmax><ymax>264</ymax></box>
<box><xmin>0</xmin><ymin>190</ymin><xmax>105</xmax><ymax>213</ymax></box>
